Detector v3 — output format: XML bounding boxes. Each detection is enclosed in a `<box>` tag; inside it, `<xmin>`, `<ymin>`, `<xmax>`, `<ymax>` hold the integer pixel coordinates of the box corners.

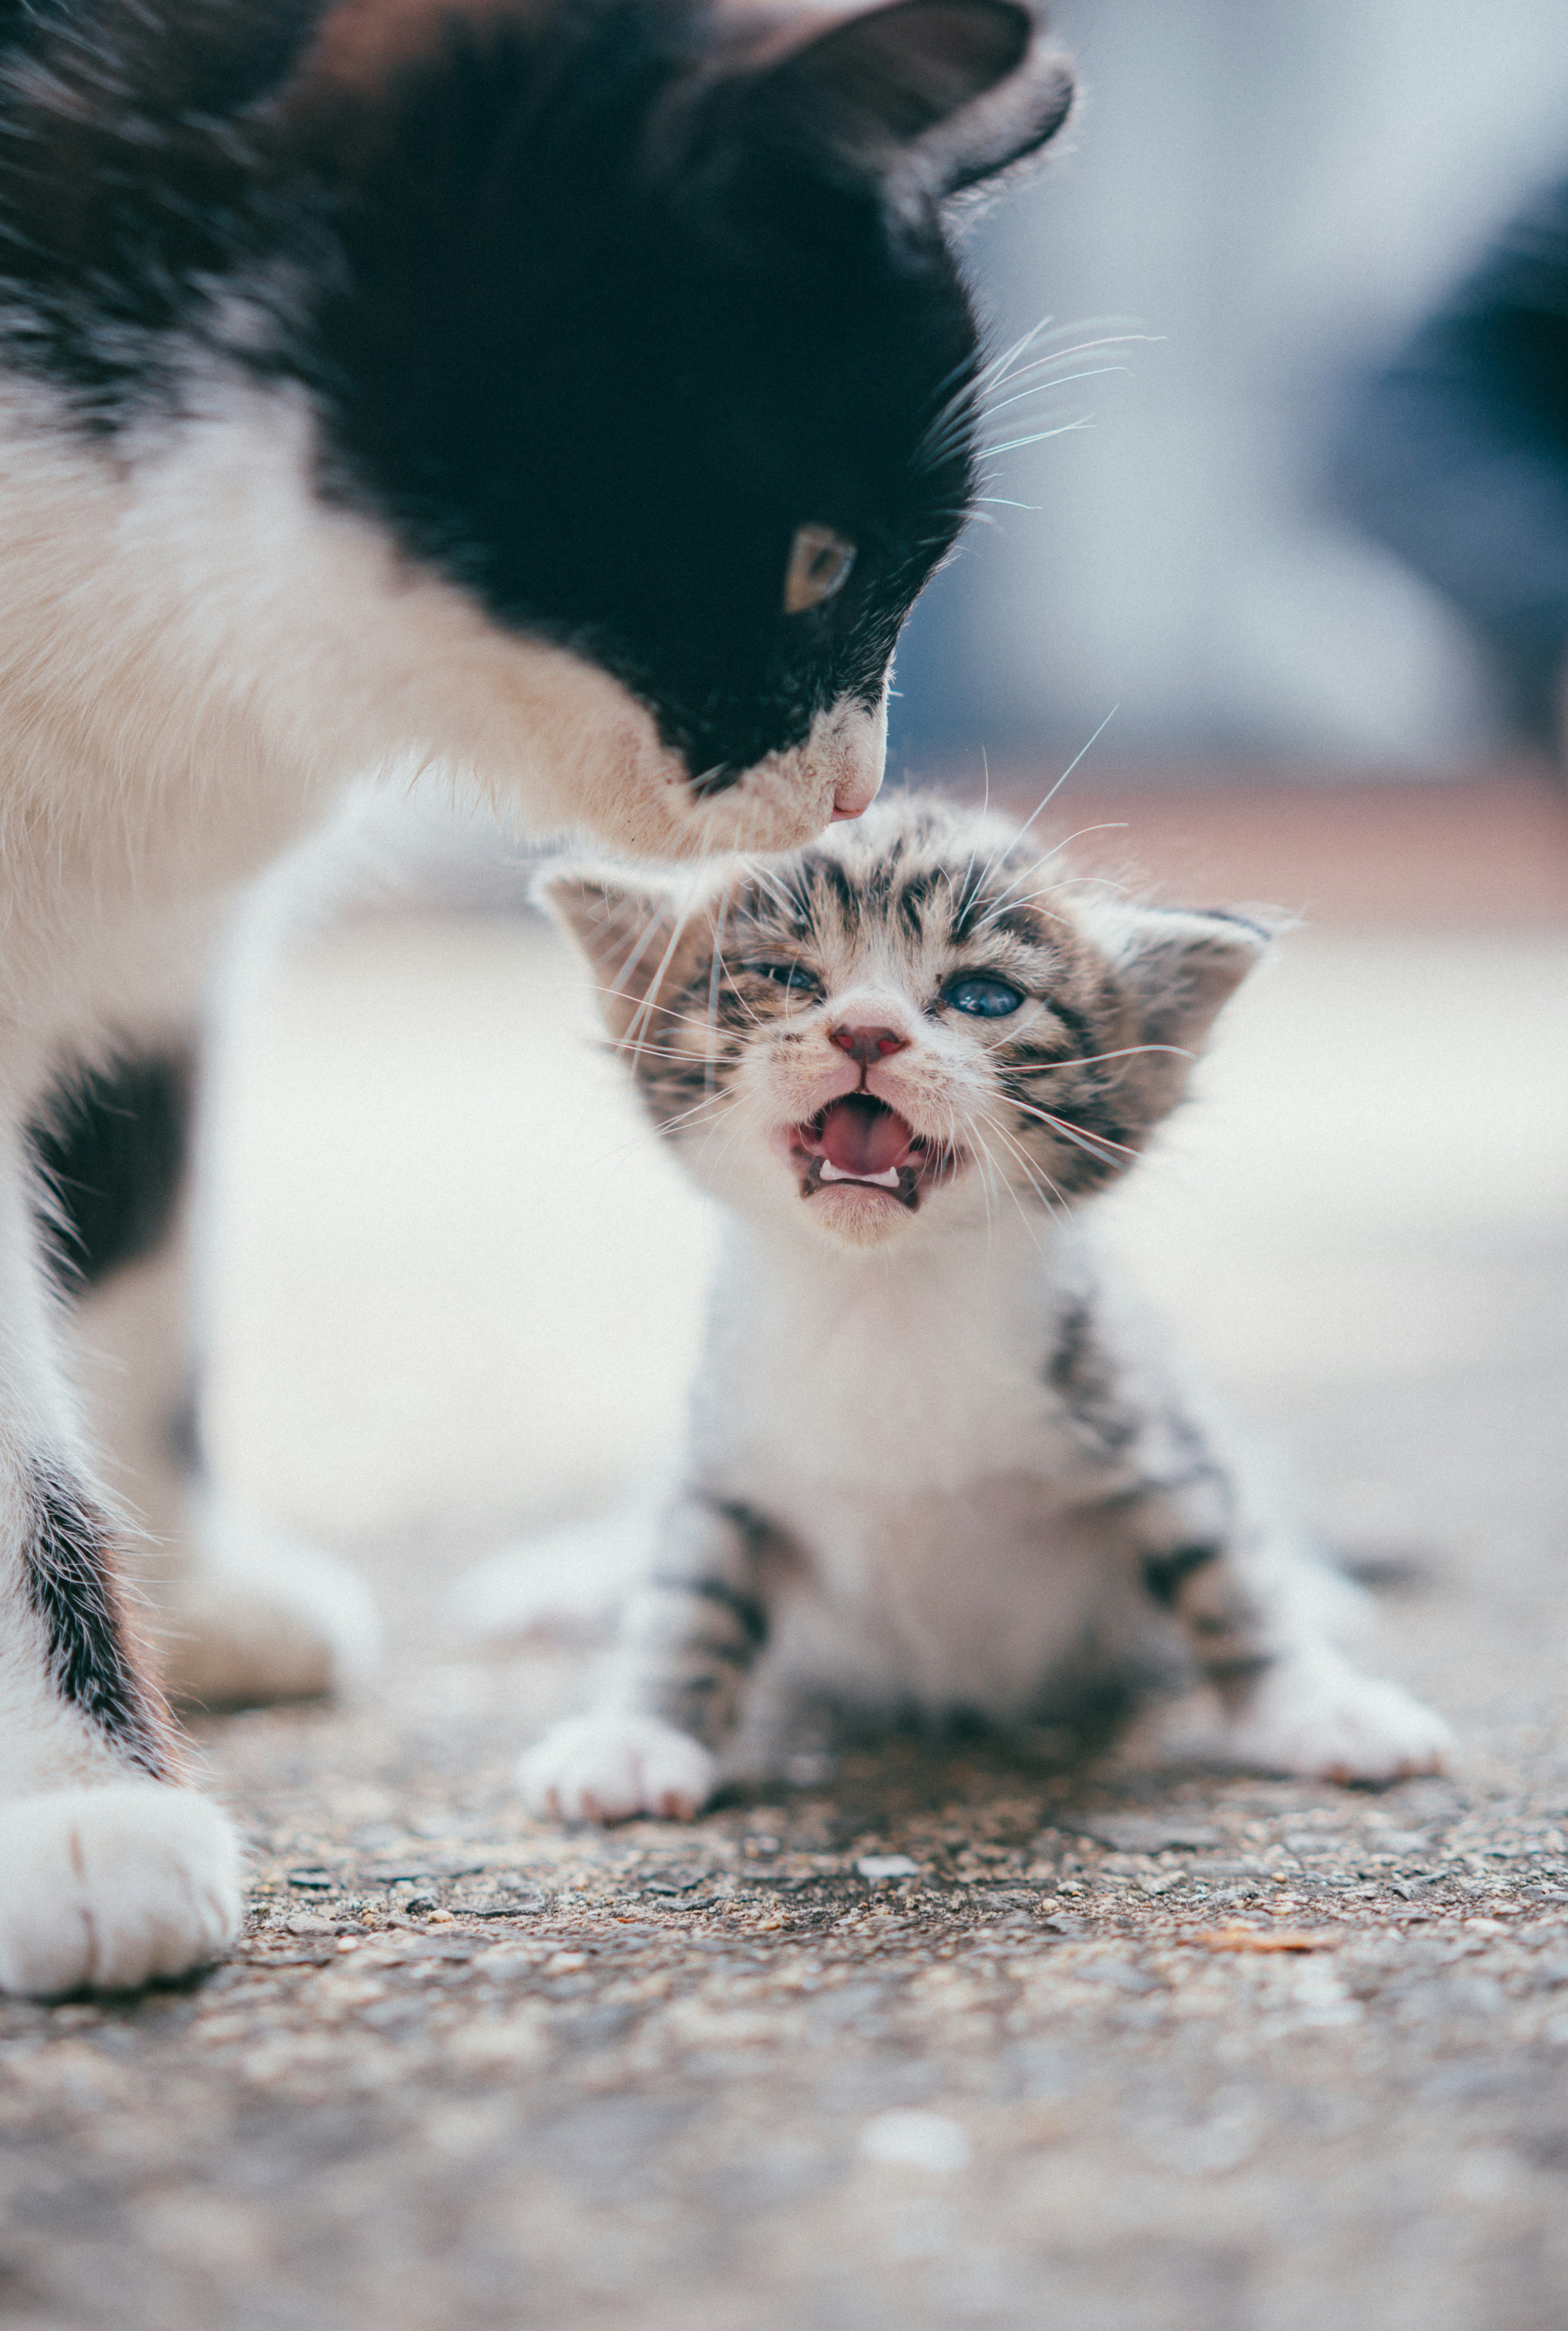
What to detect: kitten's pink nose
<box><xmin>831</xmin><ymin>1024</ymin><xmax>909</xmax><ymax>1063</ymax></box>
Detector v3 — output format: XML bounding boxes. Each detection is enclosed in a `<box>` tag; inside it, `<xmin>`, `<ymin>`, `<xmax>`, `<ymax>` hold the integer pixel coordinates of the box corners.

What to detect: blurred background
<box><xmin>890</xmin><ymin>0</ymin><xmax>1568</xmax><ymax>777</ymax></box>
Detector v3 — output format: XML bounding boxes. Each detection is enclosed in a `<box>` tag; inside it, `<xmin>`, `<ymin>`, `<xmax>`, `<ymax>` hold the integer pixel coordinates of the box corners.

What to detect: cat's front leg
<box><xmin>1134</xmin><ymin>1496</ymin><xmax>1454</xmax><ymax>1782</ymax></box>
<box><xmin>42</xmin><ymin>1036</ymin><xmax>379</xmax><ymax>1710</ymax></box>
<box><xmin>517</xmin><ymin>1497</ymin><xmax>769</xmax><ymax>1823</ymax></box>
<box><xmin>0</xmin><ymin>1119</ymin><xmax>241</xmax><ymax>1994</ymax></box>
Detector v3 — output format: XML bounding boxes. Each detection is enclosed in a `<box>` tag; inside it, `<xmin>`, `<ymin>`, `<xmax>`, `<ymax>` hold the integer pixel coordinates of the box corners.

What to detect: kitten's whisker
<box><xmin>1008</xmin><ymin>1044</ymin><xmax>1192</xmax><ymax>1073</ymax></box>
<box><xmin>972</xmin><ymin>822</ymin><xmax>1131</xmax><ymax>926</ymax></box>
<box><xmin>624</xmin><ymin>891</ymin><xmax>705</xmax><ymax>1069</ymax></box>
<box><xmin>973</xmin><ymin>1108</ymin><xmax>1073</xmax><ymax>1228</ymax></box>
<box><xmin>1006</xmin><ymin>1099</ymin><xmax>1138</xmax><ymax>1166</ymax></box>
<box><xmin>984</xmin><ymin>711</ymin><xmax>1121</xmax><ymax>888</ymax></box>
<box><xmin>706</xmin><ymin>878</ymin><xmax>735</xmax><ymax>1104</ymax></box>
<box><xmin>967</xmin><ymin>1111</ymin><xmax>1056</xmax><ymax>1252</ymax></box>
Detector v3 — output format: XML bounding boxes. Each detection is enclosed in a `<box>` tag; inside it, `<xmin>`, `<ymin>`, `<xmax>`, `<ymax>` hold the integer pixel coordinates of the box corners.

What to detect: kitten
<box><xmin>517</xmin><ymin>796</ymin><xmax>1454</xmax><ymax>1821</ymax></box>
<box><xmin>0</xmin><ymin>0</ymin><xmax>1076</xmax><ymax>1992</ymax></box>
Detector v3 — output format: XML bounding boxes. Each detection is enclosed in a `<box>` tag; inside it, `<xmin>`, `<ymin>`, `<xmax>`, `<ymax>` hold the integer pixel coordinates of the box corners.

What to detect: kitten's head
<box><xmin>281</xmin><ymin>0</ymin><xmax>1074</xmax><ymax>855</ymax></box>
<box><xmin>543</xmin><ymin>795</ymin><xmax>1272</xmax><ymax>1250</ymax></box>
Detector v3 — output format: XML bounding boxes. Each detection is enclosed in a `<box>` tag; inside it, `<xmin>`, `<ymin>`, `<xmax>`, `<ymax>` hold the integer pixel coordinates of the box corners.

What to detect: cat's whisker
<box><xmin>979</xmin><ymin>362</ymin><xmax>1131</xmax><ymax>426</ymax></box>
<box><xmin>979</xmin><ymin>416</ymin><xmax>1094</xmax><ymax>459</ymax></box>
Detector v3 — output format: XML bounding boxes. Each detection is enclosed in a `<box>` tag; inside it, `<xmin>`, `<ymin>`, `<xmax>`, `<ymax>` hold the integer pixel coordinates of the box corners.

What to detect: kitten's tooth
<box><xmin>819</xmin><ymin>1161</ymin><xmax>900</xmax><ymax>1188</ymax></box>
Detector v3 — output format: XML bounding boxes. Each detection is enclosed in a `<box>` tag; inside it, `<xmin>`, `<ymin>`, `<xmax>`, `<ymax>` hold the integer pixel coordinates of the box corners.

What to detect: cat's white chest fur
<box><xmin>691</xmin><ymin>1218</ymin><xmax>1112</xmax><ymax>1718</ymax></box>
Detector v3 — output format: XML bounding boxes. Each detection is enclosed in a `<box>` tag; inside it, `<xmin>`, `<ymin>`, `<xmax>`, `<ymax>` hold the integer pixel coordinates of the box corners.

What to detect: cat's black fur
<box><xmin>0</xmin><ymin>0</ymin><xmax>1072</xmax><ymax>788</ymax></box>
<box><xmin>30</xmin><ymin>1050</ymin><xmax>194</xmax><ymax>1291</ymax></box>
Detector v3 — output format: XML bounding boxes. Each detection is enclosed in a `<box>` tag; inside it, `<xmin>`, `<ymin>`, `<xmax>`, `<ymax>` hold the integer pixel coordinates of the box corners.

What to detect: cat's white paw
<box><xmin>0</xmin><ymin>1787</ymin><xmax>243</xmax><ymax>1997</ymax></box>
<box><xmin>518</xmin><ymin>1713</ymin><xmax>717</xmax><ymax>1823</ymax></box>
<box><xmin>1222</xmin><ymin>1655</ymin><xmax>1454</xmax><ymax>1783</ymax></box>
<box><xmin>153</xmin><ymin>1509</ymin><xmax>382</xmax><ymax>1710</ymax></box>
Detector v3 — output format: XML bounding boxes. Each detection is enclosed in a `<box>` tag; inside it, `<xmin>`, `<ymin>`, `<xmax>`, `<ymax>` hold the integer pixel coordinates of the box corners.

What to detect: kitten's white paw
<box><xmin>518</xmin><ymin>1713</ymin><xmax>717</xmax><ymax>1823</ymax></box>
<box><xmin>1222</xmin><ymin>1655</ymin><xmax>1454</xmax><ymax>1783</ymax></box>
<box><xmin>452</xmin><ymin>1507</ymin><xmax>650</xmax><ymax>1645</ymax></box>
<box><xmin>0</xmin><ymin>1787</ymin><xmax>243</xmax><ymax>1997</ymax></box>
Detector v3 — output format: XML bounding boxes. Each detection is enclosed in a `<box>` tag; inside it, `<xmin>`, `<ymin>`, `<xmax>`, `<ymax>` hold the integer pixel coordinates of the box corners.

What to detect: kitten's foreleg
<box><xmin>517</xmin><ymin>1497</ymin><xmax>768</xmax><ymax>1822</ymax></box>
<box><xmin>1127</xmin><ymin>1481</ymin><xmax>1453</xmax><ymax>1782</ymax></box>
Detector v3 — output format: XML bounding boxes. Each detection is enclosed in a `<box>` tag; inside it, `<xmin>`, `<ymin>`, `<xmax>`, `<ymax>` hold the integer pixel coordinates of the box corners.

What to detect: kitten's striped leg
<box><xmin>1050</xmin><ymin>1294</ymin><xmax>1451</xmax><ymax>1780</ymax></box>
<box><xmin>518</xmin><ymin>1498</ymin><xmax>767</xmax><ymax>1823</ymax></box>
<box><xmin>0</xmin><ymin>1115</ymin><xmax>241</xmax><ymax>1995</ymax></box>
<box><xmin>1130</xmin><ymin>1488</ymin><xmax>1453</xmax><ymax>1782</ymax></box>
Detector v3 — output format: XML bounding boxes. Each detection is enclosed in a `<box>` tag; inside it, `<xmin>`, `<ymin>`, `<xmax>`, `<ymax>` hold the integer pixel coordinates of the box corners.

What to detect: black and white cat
<box><xmin>513</xmin><ymin>797</ymin><xmax>1454</xmax><ymax>1820</ymax></box>
<box><xmin>0</xmin><ymin>0</ymin><xmax>1076</xmax><ymax>1992</ymax></box>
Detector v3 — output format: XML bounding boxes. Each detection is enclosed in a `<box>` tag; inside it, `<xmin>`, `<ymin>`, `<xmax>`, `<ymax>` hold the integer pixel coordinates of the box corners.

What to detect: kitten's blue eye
<box><xmin>944</xmin><ymin>975</ymin><xmax>1024</xmax><ymax>1018</ymax></box>
<box><xmin>744</xmin><ymin>960</ymin><xmax>823</xmax><ymax>997</ymax></box>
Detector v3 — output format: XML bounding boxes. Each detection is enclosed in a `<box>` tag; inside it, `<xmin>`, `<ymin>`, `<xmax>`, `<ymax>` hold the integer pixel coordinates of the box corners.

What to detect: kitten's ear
<box><xmin>537</xmin><ymin>866</ymin><xmax>702</xmax><ymax>1047</ymax></box>
<box><xmin>1084</xmin><ymin>902</ymin><xmax>1279</xmax><ymax>1053</ymax></box>
<box><xmin>715</xmin><ymin>0</ymin><xmax>1075</xmax><ymax>202</ymax></box>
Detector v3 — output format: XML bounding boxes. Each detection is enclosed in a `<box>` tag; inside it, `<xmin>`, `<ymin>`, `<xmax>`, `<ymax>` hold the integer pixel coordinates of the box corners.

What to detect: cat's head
<box><xmin>275</xmin><ymin>0</ymin><xmax>1074</xmax><ymax>857</ymax></box>
<box><xmin>5</xmin><ymin>1</ymin><xmax>1074</xmax><ymax>859</ymax></box>
<box><xmin>543</xmin><ymin>795</ymin><xmax>1272</xmax><ymax>1249</ymax></box>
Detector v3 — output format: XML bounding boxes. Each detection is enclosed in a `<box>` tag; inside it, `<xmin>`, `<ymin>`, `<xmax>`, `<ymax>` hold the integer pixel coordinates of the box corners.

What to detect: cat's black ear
<box><xmin>537</xmin><ymin>867</ymin><xmax>703</xmax><ymax>1047</ymax></box>
<box><xmin>718</xmin><ymin>0</ymin><xmax>1075</xmax><ymax>203</ymax></box>
<box><xmin>1084</xmin><ymin>903</ymin><xmax>1279</xmax><ymax>1053</ymax></box>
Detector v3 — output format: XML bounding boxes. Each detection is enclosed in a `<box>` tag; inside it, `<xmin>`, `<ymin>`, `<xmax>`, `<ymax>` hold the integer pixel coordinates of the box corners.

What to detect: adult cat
<box><xmin>0</xmin><ymin>0</ymin><xmax>1074</xmax><ymax>1992</ymax></box>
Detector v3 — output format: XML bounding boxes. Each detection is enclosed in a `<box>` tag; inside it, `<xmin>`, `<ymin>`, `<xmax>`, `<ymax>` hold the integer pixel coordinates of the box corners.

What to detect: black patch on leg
<box><xmin>166</xmin><ymin>1385</ymin><xmax>205</xmax><ymax>1481</ymax></box>
<box><xmin>1141</xmin><ymin>1543</ymin><xmax>1222</xmax><ymax>1608</ymax></box>
<box><xmin>24</xmin><ymin>1472</ymin><xmax>171</xmax><ymax>1779</ymax></box>
<box><xmin>30</xmin><ymin>1049</ymin><xmax>193</xmax><ymax>1291</ymax></box>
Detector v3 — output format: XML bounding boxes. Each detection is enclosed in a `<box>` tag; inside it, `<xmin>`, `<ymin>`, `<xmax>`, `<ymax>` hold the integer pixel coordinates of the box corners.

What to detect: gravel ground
<box><xmin>2</xmin><ymin>892</ymin><xmax>1565</xmax><ymax>2331</ymax></box>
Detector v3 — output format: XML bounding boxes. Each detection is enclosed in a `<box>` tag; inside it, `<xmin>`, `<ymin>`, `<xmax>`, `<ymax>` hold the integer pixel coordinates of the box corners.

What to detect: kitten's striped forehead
<box><xmin>727</xmin><ymin>798</ymin><xmax>1080</xmax><ymax>967</ymax></box>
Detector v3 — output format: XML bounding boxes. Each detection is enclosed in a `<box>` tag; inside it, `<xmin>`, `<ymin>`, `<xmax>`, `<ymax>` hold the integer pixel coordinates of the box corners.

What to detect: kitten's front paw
<box><xmin>518</xmin><ymin>1714</ymin><xmax>717</xmax><ymax>1823</ymax></box>
<box><xmin>1222</xmin><ymin>1655</ymin><xmax>1454</xmax><ymax>1783</ymax></box>
<box><xmin>0</xmin><ymin>1787</ymin><xmax>242</xmax><ymax>1997</ymax></box>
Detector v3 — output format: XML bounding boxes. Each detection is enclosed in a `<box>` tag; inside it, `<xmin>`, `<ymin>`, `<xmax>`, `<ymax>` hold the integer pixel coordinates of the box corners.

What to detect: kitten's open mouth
<box><xmin>786</xmin><ymin>1096</ymin><xmax>960</xmax><ymax>1211</ymax></box>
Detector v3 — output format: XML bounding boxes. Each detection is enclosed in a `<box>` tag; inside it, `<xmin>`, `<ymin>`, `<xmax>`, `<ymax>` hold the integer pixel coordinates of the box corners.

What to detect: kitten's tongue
<box><xmin>817</xmin><ymin>1096</ymin><xmax>913</xmax><ymax>1178</ymax></box>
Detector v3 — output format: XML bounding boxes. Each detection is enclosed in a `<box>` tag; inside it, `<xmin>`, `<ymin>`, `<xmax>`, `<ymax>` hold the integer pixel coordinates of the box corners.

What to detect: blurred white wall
<box><xmin>892</xmin><ymin>0</ymin><xmax>1568</xmax><ymax>770</ymax></box>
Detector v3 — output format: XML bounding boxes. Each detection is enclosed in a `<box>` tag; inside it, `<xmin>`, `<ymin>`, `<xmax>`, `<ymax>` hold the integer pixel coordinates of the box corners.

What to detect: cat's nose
<box><xmin>830</xmin><ymin>1024</ymin><xmax>910</xmax><ymax>1063</ymax></box>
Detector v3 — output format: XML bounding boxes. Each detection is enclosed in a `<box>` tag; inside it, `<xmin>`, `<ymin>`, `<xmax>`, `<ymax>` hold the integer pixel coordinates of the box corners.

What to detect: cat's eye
<box><xmin>744</xmin><ymin>960</ymin><xmax>824</xmax><ymax>998</ymax></box>
<box><xmin>784</xmin><ymin>525</ymin><xmax>856</xmax><ymax>615</ymax></box>
<box><xmin>944</xmin><ymin>975</ymin><xmax>1024</xmax><ymax>1018</ymax></box>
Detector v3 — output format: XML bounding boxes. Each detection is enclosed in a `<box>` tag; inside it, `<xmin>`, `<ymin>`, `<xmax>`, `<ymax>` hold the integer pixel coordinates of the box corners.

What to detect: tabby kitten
<box><xmin>518</xmin><ymin>797</ymin><xmax>1454</xmax><ymax>1819</ymax></box>
<box><xmin>0</xmin><ymin>0</ymin><xmax>1075</xmax><ymax>1993</ymax></box>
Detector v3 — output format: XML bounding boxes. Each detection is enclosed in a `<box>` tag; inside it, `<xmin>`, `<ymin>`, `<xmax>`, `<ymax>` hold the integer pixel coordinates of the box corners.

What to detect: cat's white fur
<box><xmin>512</xmin><ymin>827</ymin><xmax>1454</xmax><ymax>1820</ymax></box>
<box><xmin>0</xmin><ymin>364</ymin><xmax>883</xmax><ymax>1994</ymax></box>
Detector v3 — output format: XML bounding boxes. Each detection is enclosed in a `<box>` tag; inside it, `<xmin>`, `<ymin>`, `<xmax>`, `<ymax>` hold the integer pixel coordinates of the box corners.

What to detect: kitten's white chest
<box><xmin>704</xmin><ymin>1226</ymin><xmax>1069</xmax><ymax>1500</ymax></box>
<box><xmin>693</xmin><ymin>1224</ymin><xmax>1110</xmax><ymax>1717</ymax></box>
